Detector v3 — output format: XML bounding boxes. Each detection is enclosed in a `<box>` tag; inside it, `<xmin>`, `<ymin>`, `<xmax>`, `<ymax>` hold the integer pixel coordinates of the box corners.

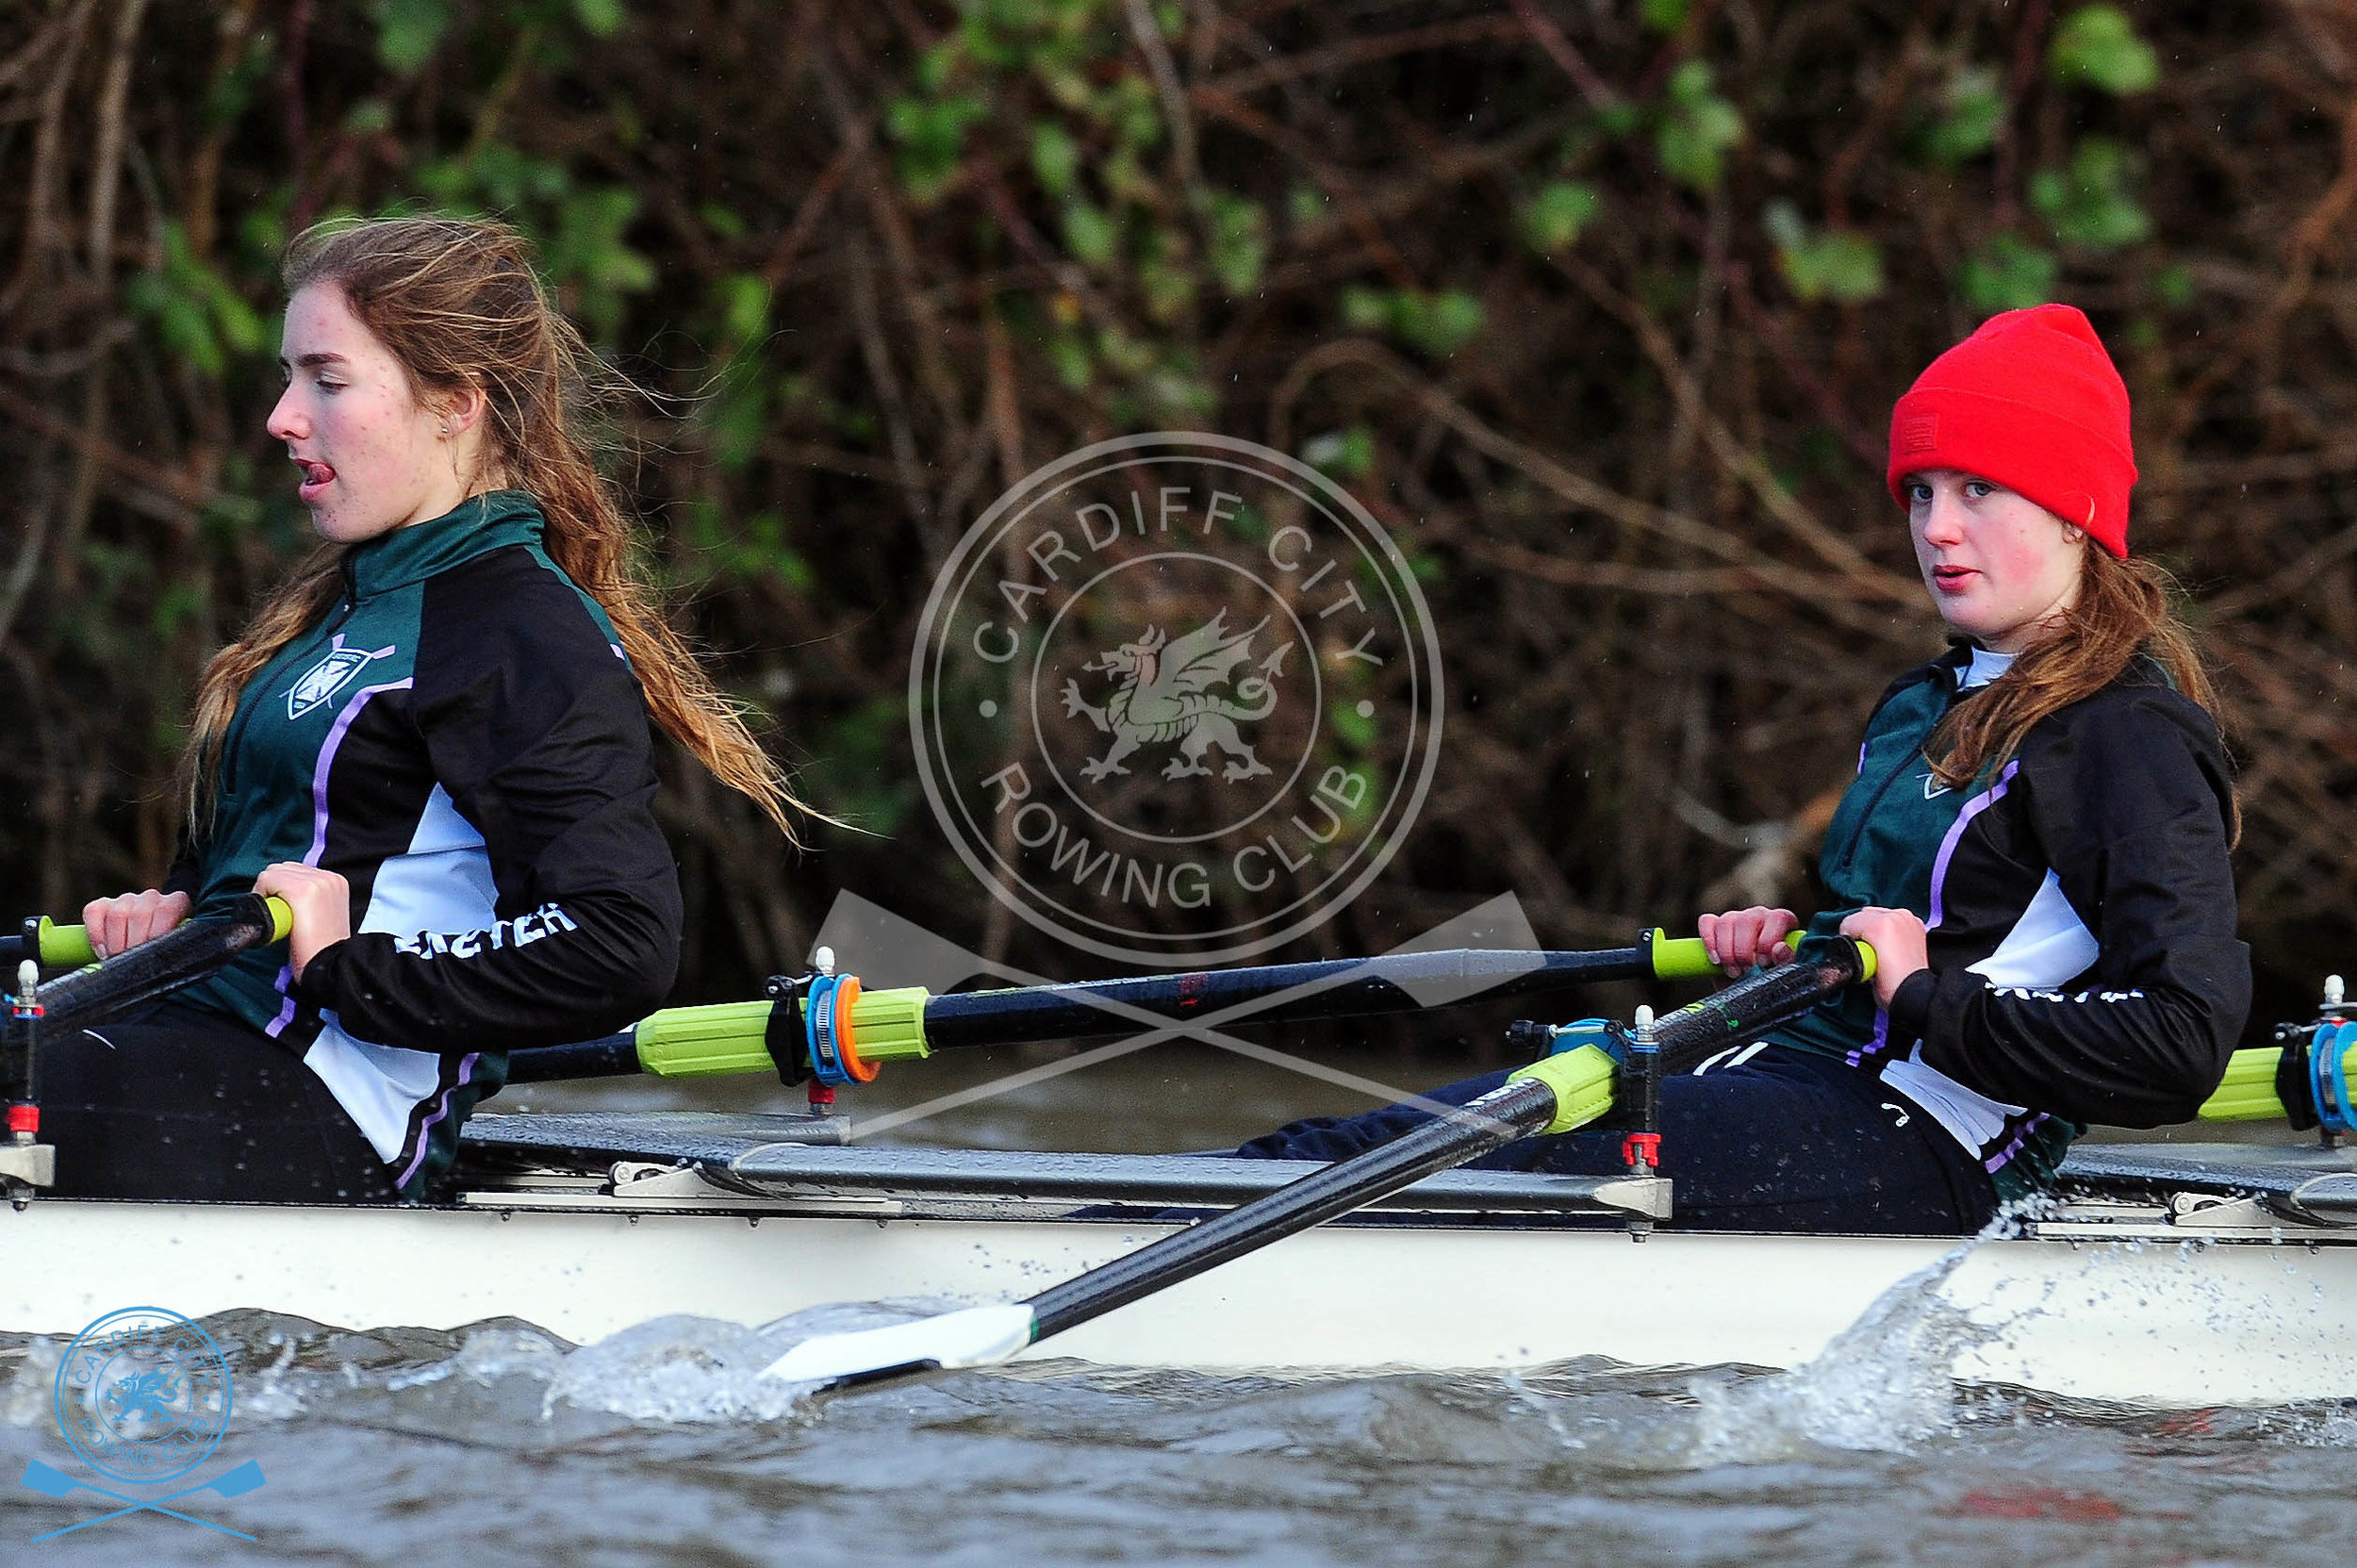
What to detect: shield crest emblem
<box><xmin>286</xmin><ymin>642</ymin><xmax>389</xmax><ymax>719</ymax></box>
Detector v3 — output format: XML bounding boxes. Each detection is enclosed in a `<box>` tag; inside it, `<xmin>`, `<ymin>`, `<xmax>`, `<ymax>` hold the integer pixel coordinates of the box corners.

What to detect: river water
<box><xmin>5</xmin><ymin>1038</ymin><xmax>2352</xmax><ymax>1564</ymax></box>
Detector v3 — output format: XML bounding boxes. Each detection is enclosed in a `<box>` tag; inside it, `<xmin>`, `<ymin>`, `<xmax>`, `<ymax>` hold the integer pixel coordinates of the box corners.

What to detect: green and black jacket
<box><xmin>172</xmin><ymin>491</ymin><xmax>682</xmax><ymax>1197</ymax></box>
<box><xmin>1771</xmin><ymin>645</ymin><xmax>2249</xmax><ymax>1204</ymax></box>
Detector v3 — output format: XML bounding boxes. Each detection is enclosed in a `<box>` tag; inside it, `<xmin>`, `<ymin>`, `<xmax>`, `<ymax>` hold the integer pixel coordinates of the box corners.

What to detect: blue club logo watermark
<box><xmin>24</xmin><ymin>1306</ymin><xmax>265</xmax><ymax>1543</ymax></box>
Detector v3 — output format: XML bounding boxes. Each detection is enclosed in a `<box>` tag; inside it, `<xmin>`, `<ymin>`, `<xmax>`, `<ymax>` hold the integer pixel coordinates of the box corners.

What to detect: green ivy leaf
<box><xmin>1656</xmin><ymin>60</ymin><xmax>1743</xmax><ymax>191</ymax></box>
<box><xmin>1960</xmin><ymin>234</ymin><xmax>2059</xmax><ymax>312</ymax></box>
<box><xmin>370</xmin><ymin>0</ymin><xmax>452</xmax><ymax>75</ymax></box>
<box><xmin>2030</xmin><ymin>138</ymin><xmax>2151</xmax><ymax>250</ymax></box>
<box><xmin>1206</xmin><ymin>191</ymin><xmax>1268</xmax><ymax>293</ymax></box>
<box><xmin>1340</xmin><ymin>285</ymin><xmax>1389</xmax><ymax>333</ymax></box>
<box><xmin>1339</xmin><ymin>287</ymin><xmax>1481</xmax><ymax>355</ymax></box>
<box><xmin>1764</xmin><ymin>202</ymin><xmax>1884</xmax><ymax>304</ymax></box>
<box><xmin>1301</xmin><ymin>427</ymin><xmax>1375</xmax><ymax>479</ymax></box>
<box><xmin>718</xmin><ymin>272</ymin><xmax>768</xmax><ymax>345</ymax></box>
<box><xmin>1520</xmin><ymin>181</ymin><xmax>1600</xmax><ymax>254</ymax></box>
<box><xmin>2049</xmin><ymin>6</ymin><xmax>2158</xmax><ymax>95</ymax></box>
<box><xmin>1925</xmin><ymin>65</ymin><xmax>2004</xmax><ymax>165</ymax></box>
<box><xmin>1031</xmin><ymin>121</ymin><xmax>1080</xmax><ymax>199</ymax></box>
<box><xmin>570</xmin><ymin>0</ymin><xmax>623</xmax><ymax>35</ymax></box>
<box><xmin>1047</xmin><ymin>333</ymin><xmax>1093</xmax><ymax>390</ymax></box>
<box><xmin>1062</xmin><ymin>200</ymin><xmax>1116</xmax><ymax>268</ymax></box>
<box><xmin>1139</xmin><ymin>256</ymin><xmax>1195</xmax><ymax>322</ymax></box>
<box><xmin>886</xmin><ymin>92</ymin><xmax>986</xmax><ymax>204</ymax></box>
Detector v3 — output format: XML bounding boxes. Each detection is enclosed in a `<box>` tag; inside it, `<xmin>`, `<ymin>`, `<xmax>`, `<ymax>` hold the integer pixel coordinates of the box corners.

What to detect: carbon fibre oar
<box><xmin>759</xmin><ymin>939</ymin><xmax>1874</xmax><ymax>1394</ymax></box>
<box><xmin>503</xmin><ymin>930</ymin><xmax>1785</xmax><ymax>1086</ymax></box>
<box><xmin>6</xmin><ymin>895</ymin><xmax>291</xmax><ymax>1040</ymax></box>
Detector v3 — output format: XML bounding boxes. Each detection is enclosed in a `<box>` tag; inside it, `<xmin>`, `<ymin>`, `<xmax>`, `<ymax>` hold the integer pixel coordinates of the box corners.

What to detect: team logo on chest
<box><xmin>286</xmin><ymin>636</ymin><xmax>396</xmax><ymax>720</ymax></box>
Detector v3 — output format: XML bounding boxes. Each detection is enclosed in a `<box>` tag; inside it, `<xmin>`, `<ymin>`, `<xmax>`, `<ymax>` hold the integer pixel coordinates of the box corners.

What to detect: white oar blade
<box><xmin>761</xmin><ymin>1303</ymin><xmax>1035</xmax><ymax>1388</ymax></box>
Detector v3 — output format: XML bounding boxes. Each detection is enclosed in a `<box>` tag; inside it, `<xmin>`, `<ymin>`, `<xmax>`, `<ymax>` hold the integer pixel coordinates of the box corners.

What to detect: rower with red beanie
<box><xmin>1236</xmin><ymin>305</ymin><xmax>2249</xmax><ymax>1232</ymax></box>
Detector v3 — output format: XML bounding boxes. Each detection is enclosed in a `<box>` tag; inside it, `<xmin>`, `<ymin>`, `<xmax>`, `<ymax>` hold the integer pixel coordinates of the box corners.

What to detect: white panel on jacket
<box><xmin>1966</xmin><ymin>869</ymin><xmax>2101</xmax><ymax>990</ymax></box>
<box><xmin>358</xmin><ymin>784</ymin><xmax>497</xmax><ymax>939</ymax></box>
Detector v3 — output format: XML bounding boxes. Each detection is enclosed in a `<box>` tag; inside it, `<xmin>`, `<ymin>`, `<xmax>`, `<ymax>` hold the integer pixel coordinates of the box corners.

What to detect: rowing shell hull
<box><xmin>5</xmin><ymin>1195</ymin><xmax>2353</xmax><ymax>1407</ymax></box>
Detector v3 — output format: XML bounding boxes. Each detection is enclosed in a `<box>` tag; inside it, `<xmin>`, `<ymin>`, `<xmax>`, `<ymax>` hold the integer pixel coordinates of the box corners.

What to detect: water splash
<box><xmin>1680</xmin><ymin>1207</ymin><xmax>2063</xmax><ymax>1463</ymax></box>
<box><xmin>0</xmin><ymin>1336</ymin><xmax>60</xmax><ymax>1428</ymax></box>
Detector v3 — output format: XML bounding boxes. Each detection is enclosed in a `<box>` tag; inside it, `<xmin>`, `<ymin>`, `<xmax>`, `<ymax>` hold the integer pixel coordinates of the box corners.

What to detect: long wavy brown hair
<box><xmin>178</xmin><ymin>216</ymin><xmax>815</xmax><ymax>843</ymax></box>
<box><xmin>1924</xmin><ymin>547</ymin><xmax>2237</xmax><ymax>839</ymax></box>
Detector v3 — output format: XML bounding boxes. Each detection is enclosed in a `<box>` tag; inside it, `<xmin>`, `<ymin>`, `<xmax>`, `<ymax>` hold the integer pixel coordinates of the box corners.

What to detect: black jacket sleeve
<box><xmin>1897</xmin><ymin>687</ymin><xmax>2250</xmax><ymax>1127</ymax></box>
<box><xmin>295</xmin><ymin>553</ymin><xmax>683</xmax><ymax>1051</ymax></box>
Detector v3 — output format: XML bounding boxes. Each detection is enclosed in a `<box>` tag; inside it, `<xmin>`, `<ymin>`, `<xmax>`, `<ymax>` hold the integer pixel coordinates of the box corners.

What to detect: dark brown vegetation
<box><xmin>1</xmin><ymin>0</ymin><xmax>2351</xmax><ymax>1041</ymax></box>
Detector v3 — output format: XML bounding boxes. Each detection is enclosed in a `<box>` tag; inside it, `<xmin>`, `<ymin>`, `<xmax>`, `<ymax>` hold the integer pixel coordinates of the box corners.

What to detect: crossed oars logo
<box><xmin>810</xmin><ymin>887</ymin><xmax>1547</xmax><ymax>1141</ymax></box>
<box><xmin>23</xmin><ymin>1457</ymin><xmax>265</xmax><ymax>1543</ymax></box>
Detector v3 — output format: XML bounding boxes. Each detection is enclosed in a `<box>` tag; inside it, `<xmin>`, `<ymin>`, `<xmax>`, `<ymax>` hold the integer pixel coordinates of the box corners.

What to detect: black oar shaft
<box><xmin>12</xmin><ymin>895</ymin><xmax>287</xmax><ymax>1040</ymax></box>
<box><xmin>1024</xmin><ymin>1074</ymin><xmax>1559</xmax><ymax>1342</ymax></box>
<box><xmin>920</xmin><ymin>946</ymin><xmax>1649</xmax><ymax>1054</ymax></box>
<box><xmin>1644</xmin><ymin>946</ymin><xmax>1869</xmax><ymax>1073</ymax></box>
<box><xmin>1019</xmin><ymin>944</ymin><xmax>1868</xmax><ymax>1344</ymax></box>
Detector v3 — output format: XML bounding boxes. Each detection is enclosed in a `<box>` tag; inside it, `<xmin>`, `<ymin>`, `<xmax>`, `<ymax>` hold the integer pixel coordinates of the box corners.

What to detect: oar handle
<box><xmin>12</xmin><ymin>895</ymin><xmax>292</xmax><ymax>1038</ymax></box>
<box><xmin>1645</xmin><ymin>928</ymin><xmax>1809</xmax><ymax>982</ymax></box>
<box><xmin>1</xmin><ymin>917</ymin><xmax>101</xmax><ymax>970</ymax></box>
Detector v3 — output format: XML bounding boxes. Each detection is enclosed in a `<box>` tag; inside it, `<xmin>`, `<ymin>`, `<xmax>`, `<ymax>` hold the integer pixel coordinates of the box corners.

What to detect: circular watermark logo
<box><xmin>912</xmin><ymin>432</ymin><xmax>1444</xmax><ymax>966</ymax></box>
<box><xmin>53</xmin><ymin>1308</ymin><xmax>232</xmax><ymax>1484</ymax></box>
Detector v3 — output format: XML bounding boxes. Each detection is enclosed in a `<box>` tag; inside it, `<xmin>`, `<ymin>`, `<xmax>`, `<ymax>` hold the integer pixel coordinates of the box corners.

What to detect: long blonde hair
<box><xmin>1924</xmin><ymin>548</ymin><xmax>2237</xmax><ymax>840</ymax></box>
<box><xmin>179</xmin><ymin>216</ymin><xmax>813</xmax><ymax>843</ymax></box>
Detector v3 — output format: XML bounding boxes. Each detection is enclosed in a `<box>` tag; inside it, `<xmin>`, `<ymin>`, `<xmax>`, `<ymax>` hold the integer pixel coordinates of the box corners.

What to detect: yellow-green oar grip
<box><xmin>36</xmin><ymin>918</ymin><xmax>97</xmax><ymax>968</ymax></box>
<box><xmin>634</xmin><ymin>1000</ymin><xmax>778</xmax><ymax>1078</ymax></box>
<box><xmin>849</xmin><ymin>986</ymin><xmax>931</xmax><ymax>1061</ymax></box>
<box><xmin>1508</xmin><ymin>1043</ymin><xmax>1620</xmax><ymax>1134</ymax></box>
<box><xmin>2199</xmin><ymin>1047</ymin><xmax>2286</xmax><ymax>1122</ymax></box>
<box><xmin>1649</xmin><ymin>928</ymin><xmax>1810</xmax><ymax>981</ymax></box>
<box><xmin>30</xmin><ymin>895</ymin><xmax>291</xmax><ymax>967</ymax></box>
<box><xmin>628</xmin><ymin>984</ymin><xmax>934</xmax><ymax>1077</ymax></box>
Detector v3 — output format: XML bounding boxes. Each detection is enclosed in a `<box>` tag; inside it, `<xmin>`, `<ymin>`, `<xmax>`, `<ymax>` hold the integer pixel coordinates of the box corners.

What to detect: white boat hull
<box><xmin>8</xmin><ymin>1191</ymin><xmax>2355</xmax><ymax>1408</ymax></box>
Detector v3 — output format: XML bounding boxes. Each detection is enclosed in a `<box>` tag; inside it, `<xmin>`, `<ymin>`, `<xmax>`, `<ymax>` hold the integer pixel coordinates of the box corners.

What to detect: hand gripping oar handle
<box><xmin>761</xmin><ymin>937</ymin><xmax>1872</xmax><ymax>1393</ymax></box>
<box><xmin>8</xmin><ymin>895</ymin><xmax>292</xmax><ymax>1039</ymax></box>
<box><xmin>505</xmin><ymin>929</ymin><xmax>1804</xmax><ymax>1086</ymax></box>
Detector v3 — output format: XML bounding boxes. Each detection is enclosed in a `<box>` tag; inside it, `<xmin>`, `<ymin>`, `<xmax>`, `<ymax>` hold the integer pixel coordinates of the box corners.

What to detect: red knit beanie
<box><xmin>1886</xmin><ymin>304</ymin><xmax>2136</xmax><ymax>558</ymax></box>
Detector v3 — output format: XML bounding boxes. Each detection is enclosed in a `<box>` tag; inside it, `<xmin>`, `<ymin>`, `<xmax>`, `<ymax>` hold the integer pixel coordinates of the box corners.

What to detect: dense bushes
<box><xmin>2</xmin><ymin>1</ymin><xmax>2351</xmax><ymax>1032</ymax></box>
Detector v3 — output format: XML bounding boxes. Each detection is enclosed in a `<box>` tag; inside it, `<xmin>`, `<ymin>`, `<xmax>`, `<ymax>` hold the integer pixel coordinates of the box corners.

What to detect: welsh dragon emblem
<box><xmin>1061</xmin><ymin>610</ymin><xmax>1292</xmax><ymax>783</ymax></box>
<box><xmin>103</xmin><ymin>1368</ymin><xmax>183</xmax><ymax>1428</ymax></box>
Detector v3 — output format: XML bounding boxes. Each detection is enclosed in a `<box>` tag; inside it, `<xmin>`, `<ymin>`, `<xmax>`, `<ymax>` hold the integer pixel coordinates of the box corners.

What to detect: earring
<box><xmin>438</xmin><ymin>421</ymin><xmax>450</xmax><ymax>437</ymax></box>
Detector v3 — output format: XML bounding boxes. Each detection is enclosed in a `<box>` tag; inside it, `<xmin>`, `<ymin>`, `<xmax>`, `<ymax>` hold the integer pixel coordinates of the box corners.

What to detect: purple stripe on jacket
<box><xmin>1924</xmin><ymin>760</ymin><xmax>2019</xmax><ymax>933</ymax></box>
<box><xmin>265</xmin><ymin>677</ymin><xmax>414</xmax><ymax>1039</ymax></box>
<box><xmin>396</xmin><ymin>1052</ymin><xmax>480</xmax><ymax>1191</ymax></box>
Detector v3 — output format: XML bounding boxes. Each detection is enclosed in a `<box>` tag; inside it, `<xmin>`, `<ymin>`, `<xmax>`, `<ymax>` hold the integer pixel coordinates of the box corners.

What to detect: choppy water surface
<box><xmin>6</xmin><ymin>1301</ymin><xmax>2356</xmax><ymax>1566</ymax></box>
<box><xmin>5</xmin><ymin>1046</ymin><xmax>2352</xmax><ymax>1563</ymax></box>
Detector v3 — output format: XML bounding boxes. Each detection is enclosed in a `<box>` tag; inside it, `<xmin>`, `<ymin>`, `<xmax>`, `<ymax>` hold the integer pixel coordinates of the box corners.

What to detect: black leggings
<box><xmin>1237</xmin><ymin>1045</ymin><xmax>2000</xmax><ymax>1234</ymax></box>
<box><xmin>36</xmin><ymin>1001</ymin><xmax>398</xmax><ymax>1203</ymax></box>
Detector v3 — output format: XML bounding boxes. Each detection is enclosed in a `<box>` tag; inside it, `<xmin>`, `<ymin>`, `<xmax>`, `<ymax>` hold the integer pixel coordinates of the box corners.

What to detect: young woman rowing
<box><xmin>1238</xmin><ymin>305</ymin><xmax>2250</xmax><ymax>1233</ymax></box>
<box><xmin>62</xmin><ymin>217</ymin><xmax>804</xmax><ymax>1202</ymax></box>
